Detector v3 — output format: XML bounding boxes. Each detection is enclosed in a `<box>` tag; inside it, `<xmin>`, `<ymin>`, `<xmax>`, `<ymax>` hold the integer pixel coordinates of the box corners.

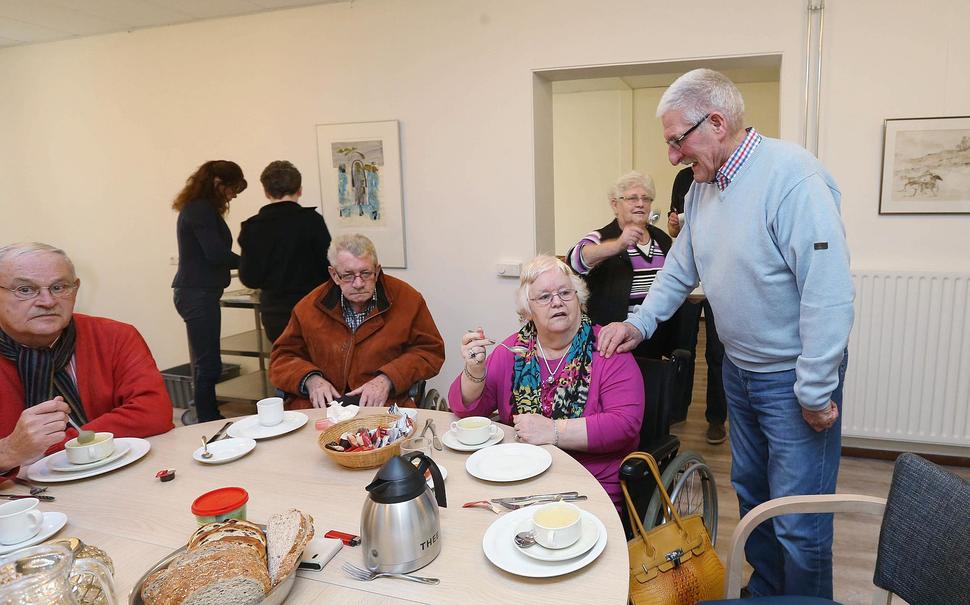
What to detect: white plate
<box><xmin>482</xmin><ymin>506</ymin><xmax>607</xmax><ymax>577</ymax></box>
<box><xmin>193</xmin><ymin>437</ymin><xmax>256</xmax><ymax>464</ymax></box>
<box><xmin>513</xmin><ymin>512</ymin><xmax>601</xmax><ymax>562</ymax></box>
<box><xmin>47</xmin><ymin>443</ymin><xmax>131</xmax><ymax>472</ymax></box>
<box><xmin>465</xmin><ymin>443</ymin><xmax>552</xmax><ymax>482</ymax></box>
<box><xmin>27</xmin><ymin>438</ymin><xmax>151</xmax><ymax>483</ymax></box>
<box><xmin>226</xmin><ymin>411</ymin><xmax>308</xmax><ymax>440</ymax></box>
<box><xmin>441</xmin><ymin>425</ymin><xmax>506</xmax><ymax>452</ymax></box>
<box><xmin>0</xmin><ymin>512</ymin><xmax>68</xmax><ymax>555</ymax></box>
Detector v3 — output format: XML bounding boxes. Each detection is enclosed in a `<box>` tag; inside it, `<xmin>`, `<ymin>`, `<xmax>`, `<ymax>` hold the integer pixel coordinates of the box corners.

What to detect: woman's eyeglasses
<box><xmin>530</xmin><ymin>289</ymin><xmax>577</xmax><ymax>306</ymax></box>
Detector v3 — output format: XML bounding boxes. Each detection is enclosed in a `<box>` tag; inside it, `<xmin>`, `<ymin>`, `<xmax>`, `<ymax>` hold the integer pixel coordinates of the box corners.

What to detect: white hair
<box><xmin>0</xmin><ymin>242</ymin><xmax>76</xmax><ymax>278</ymax></box>
<box><xmin>609</xmin><ymin>171</ymin><xmax>655</xmax><ymax>202</ymax></box>
<box><xmin>327</xmin><ymin>233</ymin><xmax>379</xmax><ymax>266</ymax></box>
<box><xmin>657</xmin><ymin>68</ymin><xmax>745</xmax><ymax>134</ymax></box>
<box><xmin>514</xmin><ymin>255</ymin><xmax>588</xmax><ymax>323</ymax></box>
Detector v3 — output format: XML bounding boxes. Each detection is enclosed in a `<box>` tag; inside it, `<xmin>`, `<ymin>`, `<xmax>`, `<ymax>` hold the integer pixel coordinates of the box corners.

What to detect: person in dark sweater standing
<box><xmin>172</xmin><ymin>160</ymin><xmax>247</xmax><ymax>422</ymax></box>
<box><xmin>238</xmin><ymin>160</ymin><xmax>331</xmax><ymax>343</ymax></box>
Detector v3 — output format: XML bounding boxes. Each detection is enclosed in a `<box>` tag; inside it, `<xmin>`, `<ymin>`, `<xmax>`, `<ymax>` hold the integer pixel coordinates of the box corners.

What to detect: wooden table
<box><xmin>15</xmin><ymin>408</ymin><xmax>628</xmax><ymax>604</ymax></box>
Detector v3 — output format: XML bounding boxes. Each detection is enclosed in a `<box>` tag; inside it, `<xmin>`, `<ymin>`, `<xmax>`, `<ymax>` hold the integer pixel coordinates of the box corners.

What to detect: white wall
<box><xmin>0</xmin><ymin>0</ymin><xmax>967</xmax><ymax>397</ymax></box>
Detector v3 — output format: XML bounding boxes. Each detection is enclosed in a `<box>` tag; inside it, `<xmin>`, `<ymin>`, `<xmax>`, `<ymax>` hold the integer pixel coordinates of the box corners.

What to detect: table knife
<box><xmin>206</xmin><ymin>421</ymin><xmax>233</xmax><ymax>444</ymax></box>
<box><xmin>0</xmin><ymin>494</ymin><xmax>55</xmax><ymax>501</ymax></box>
<box><xmin>491</xmin><ymin>491</ymin><xmax>579</xmax><ymax>504</ymax></box>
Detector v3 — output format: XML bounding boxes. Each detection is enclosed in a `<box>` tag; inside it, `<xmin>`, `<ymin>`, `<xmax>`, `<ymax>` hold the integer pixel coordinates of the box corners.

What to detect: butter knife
<box><xmin>206</xmin><ymin>421</ymin><xmax>233</xmax><ymax>444</ymax></box>
<box><xmin>491</xmin><ymin>491</ymin><xmax>580</xmax><ymax>504</ymax></box>
<box><xmin>494</xmin><ymin>495</ymin><xmax>587</xmax><ymax>510</ymax></box>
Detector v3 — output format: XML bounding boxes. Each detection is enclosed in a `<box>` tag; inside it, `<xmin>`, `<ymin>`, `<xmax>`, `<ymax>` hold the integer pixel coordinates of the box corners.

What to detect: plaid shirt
<box><xmin>341</xmin><ymin>295</ymin><xmax>375</xmax><ymax>333</ymax></box>
<box><xmin>715</xmin><ymin>127</ymin><xmax>763</xmax><ymax>191</ymax></box>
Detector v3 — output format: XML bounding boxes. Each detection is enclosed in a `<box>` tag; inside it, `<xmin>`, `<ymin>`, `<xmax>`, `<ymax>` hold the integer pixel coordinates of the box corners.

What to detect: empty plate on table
<box><xmin>424</xmin><ymin>464</ymin><xmax>448</xmax><ymax>487</ymax></box>
<box><xmin>227</xmin><ymin>411</ymin><xmax>308</xmax><ymax>440</ymax></box>
<box><xmin>513</xmin><ymin>511</ymin><xmax>601</xmax><ymax>562</ymax></box>
<box><xmin>441</xmin><ymin>425</ymin><xmax>505</xmax><ymax>452</ymax></box>
<box><xmin>482</xmin><ymin>506</ymin><xmax>607</xmax><ymax>577</ymax></box>
<box><xmin>47</xmin><ymin>443</ymin><xmax>131</xmax><ymax>472</ymax></box>
<box><xmin>193</xmin><ymin>437</ymin><xmax>256</xmax><ymax>464</ymax></box>
<box><xmin>465</xmin><ymin>443</ymin><xmax>551</xmax><ymax>482</ymax></box>
<box><xmin>27</xmin><ymin>438</ymin><xmax>151</xmax><ymax>483</ymax></box>
<box><xmin>0</xmin><ymin>512</ymin><xmax>68</xmax><ymax>555</ymax></box>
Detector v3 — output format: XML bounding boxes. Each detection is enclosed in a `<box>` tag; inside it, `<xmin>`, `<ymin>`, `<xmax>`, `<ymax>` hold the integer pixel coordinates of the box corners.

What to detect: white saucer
<box><xmin>482</xmin><ymin>506</ymin><xmax>607</xmax><ymax>577</ymax></box>
<box><xmin>0</xmin><ymin>512</ymin><xmax>68</xmax><ymax>555</ymax></box>
<box><xmin>441</xmin><ymin>425</ymin><xmax>505</xmax><ymax>451</ymax></box>
<box><xmin>28</xmin><ymin>438</ymin><xmax>151</xmax><ymax>483</ymax></box>
<box><xmin>465</xmin><ymin>443</ymin><xmax>552</xmax><ymax>482</ymax></box>
<box><xmin>47</xmin><ymin>443</ymin><xmax>131</xmax><ymax>472</ymax></box>
<box><xmin>513</xmin><ymin>512</ymin><xmax>601</xmax><ymax>562</ymax></box>
<box><xmin>227</xmin><ymin>411</ymin><xmax>308</xmax><ymax>440</ymax></box>
<box><xmin>193</xmin><ymin>437</ymin><xmax>257</xmax><ymax>464</ymax></box>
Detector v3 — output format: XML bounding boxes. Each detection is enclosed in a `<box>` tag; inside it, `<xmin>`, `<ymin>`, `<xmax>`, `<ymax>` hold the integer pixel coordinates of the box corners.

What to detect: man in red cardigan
<box><xmin>0</xmin><ymin>242</ymin><xmax>174</xmax><ymax>473</ymax></box>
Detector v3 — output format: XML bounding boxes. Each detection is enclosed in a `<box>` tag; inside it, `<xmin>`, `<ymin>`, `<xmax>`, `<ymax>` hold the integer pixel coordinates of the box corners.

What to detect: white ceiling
<box><xmin>0</xmin><ymin>0</ymin><xmax>347</xmax><ymax>48</ymax></box>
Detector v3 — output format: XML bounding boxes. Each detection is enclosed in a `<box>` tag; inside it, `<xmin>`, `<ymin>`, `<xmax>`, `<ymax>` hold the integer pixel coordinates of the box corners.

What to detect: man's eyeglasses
<box><xmin>335</xmin><ymin>270</ymin><xmax>376</xmax><ymax>284</ymax></box>
<box><xmin>530</xmin><ymin>289</ymin><xmax>577</xmax><ymax>306</ymax></box>
<box><xmin>616</xmin><ymin>195</ymin><xmax>653</xmax><ymax>204</ymax></box>
<box><xmin>666</xmin><ymin>113</ymin><xmax>711</xmax><ymax>150</ymax></box>
<box><xmin>1</xmin><ymin>282</ymin><xmax>78</xmax><ymax>301</ymax></box>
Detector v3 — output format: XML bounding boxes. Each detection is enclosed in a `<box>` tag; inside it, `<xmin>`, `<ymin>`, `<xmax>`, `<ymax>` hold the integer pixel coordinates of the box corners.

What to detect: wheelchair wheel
<box><xmin>641</xmin><ymin>451</ymin><xmax>718</xmax><ymax>544</ymax></box>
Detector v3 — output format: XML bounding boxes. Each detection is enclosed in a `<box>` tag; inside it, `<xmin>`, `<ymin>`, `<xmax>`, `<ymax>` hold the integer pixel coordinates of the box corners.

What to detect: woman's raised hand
<box><xmin>461</xmin><ymin>327</ymin><xmax>491</xmax><ymax>368</ymax></box>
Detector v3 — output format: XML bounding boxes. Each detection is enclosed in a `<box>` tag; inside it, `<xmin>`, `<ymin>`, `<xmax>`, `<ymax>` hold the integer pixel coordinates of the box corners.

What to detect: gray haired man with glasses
<box><xmin>598</xmin><ymin>68</ymin><xmax>853</xmax><ymax>599</ymax></box>
<box><xmin>270</xmin><ymin>233</ymin><xmax>445</xmax><ymax>409</ymax></box>
<box><xmin>0</xmin><ymin>242</ymin><xmax>173</xmax><ymax>474</ymax></box>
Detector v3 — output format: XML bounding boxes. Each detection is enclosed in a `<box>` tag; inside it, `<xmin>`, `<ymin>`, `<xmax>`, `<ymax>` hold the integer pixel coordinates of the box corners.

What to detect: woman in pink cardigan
<box><xmin>448</xmin><ymin>255</ymin><xmax>643</xmax><ymax>512</ymax></box>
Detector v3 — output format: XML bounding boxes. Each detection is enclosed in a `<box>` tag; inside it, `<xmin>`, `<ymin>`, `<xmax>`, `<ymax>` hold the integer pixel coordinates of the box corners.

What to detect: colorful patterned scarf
<box><xmin>510</xmin><ymin>314</ymin><xmax>593</xmax><ymax>419</ymax></box>
<box><xmin>0</xmin><ymin>321</ymin><xmax>87</xmax><ymax>424</ymax></box>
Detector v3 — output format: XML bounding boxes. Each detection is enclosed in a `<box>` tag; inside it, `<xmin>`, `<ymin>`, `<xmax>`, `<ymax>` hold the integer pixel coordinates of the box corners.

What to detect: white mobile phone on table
<box><xmin>298</xmin><ymin>537</ymin><xmax>342</xmax><ymax>571</ymax></box>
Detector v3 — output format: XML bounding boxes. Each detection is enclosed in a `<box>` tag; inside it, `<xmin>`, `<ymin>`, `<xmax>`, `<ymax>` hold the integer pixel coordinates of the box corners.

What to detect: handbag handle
<box><xmin>621</xmin><ymin>451</ymin><xmax>691</xmax><ymax>556</ymax></box>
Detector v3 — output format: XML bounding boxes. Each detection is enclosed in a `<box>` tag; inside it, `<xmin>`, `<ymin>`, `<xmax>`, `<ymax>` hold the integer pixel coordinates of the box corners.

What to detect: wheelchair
<box><xmin>620</xmin><ymin>349</ymin><xmax>719</xmax><ymax>543</ymax></box>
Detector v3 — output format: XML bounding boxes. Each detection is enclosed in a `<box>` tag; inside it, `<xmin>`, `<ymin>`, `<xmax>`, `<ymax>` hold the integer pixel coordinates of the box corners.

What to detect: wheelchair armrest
<box><xmin>724</xmin><ymin>494</ymin><xmax>887</xmax><ymax>597</ymax></box>
<box><xmin>619</xmin><ymin>457</ymin><xmax>649</xmax><ymax>482</ymax></box>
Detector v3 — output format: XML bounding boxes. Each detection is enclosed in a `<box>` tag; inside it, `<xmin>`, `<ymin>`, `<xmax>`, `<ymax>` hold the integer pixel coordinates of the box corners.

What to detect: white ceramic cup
<box><xmin>64</xmin><ymin>432</ymin><xmax>115</xmax><ymax>465</ymax></box>
<box><xmin>450</xmin><ymin>416</ymin><xmax>497</xmax><ymax>445</ymax></box>
<box><xmin>256</xmin><ymin>397</ymin><xmax>284</xmax><ymax>427</ymax></box>
<box><xmin>678</xmin><ymin>212</ymin><xmax>685</xmax><ymax>227</ymax></box>
<box><xmin>0</xmin><ymin>498</ymin><xmax>44</xmax><ymax>545</ymax></box>
<box><xmin>532</xmin><ymin>502</ymin><xmax>583</xmax><ymax>549</ymax></box>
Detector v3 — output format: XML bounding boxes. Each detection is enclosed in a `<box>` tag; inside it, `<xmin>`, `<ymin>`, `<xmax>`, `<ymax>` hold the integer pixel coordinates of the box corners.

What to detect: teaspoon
<box><xmin>67</xmin><ymin>416</ymin><xmax>96</xmax><ymax>444</ymax></box>
<box><xmin>200</xmin><ymin>437</ymin><xmax>213</xmax><ymax>459</ymax></box>
<box><xmin>514</xmin><ymin>530</ymin><xmax>536</xmax><ymax>548</ymax></box>
<box><xmin>491</xmin><ymin>341</ymin><xmax>529</xmax><ymax>356</ymax></box>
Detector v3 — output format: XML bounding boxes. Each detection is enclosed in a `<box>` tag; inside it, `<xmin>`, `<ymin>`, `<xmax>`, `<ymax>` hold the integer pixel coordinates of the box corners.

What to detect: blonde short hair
<box><xmin>327</xmin><ymin>233</ymin><xmax>379</xmax><ymax>266</ymax></box>
<box><xmin>0</xmin><ymin>242</ymin><xmax>76</xmax><ymax>279</ymax></box>
<box><xmin>514</xmin><ymin>255</ymin><xmax>588</xmax><ymax>323</ymax></box>
<box><xmin>610</xmin><ymin>171</ymin><xmax>656</xmax><ymax>202</ymax></box>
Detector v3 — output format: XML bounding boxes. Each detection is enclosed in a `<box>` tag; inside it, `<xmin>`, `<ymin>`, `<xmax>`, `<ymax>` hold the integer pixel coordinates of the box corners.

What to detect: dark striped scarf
<box><xmin>0</xmin><ymin>321</ymin><xmax>87</xmax><ymax>424</ymax></box>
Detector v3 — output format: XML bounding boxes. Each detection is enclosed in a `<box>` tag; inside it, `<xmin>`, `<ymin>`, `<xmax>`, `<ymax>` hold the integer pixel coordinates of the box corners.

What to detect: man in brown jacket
<box><xmin>270</xmin><ymin>234</ymin><xmax>445</xmax><ymax>408</ymax></box>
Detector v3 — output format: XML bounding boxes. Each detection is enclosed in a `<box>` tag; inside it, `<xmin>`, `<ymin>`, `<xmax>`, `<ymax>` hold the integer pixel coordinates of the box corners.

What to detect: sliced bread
<box><xmin>187</xmin><ymin>519</ymin><xmax>267</xmax><ymax>566</ymax></box>
<box><xmin>266</xmin><ymin>509</ymin><xmax>315</xmax><ymax>585</ymax></box>
<box><xmin>157</xmin><ymin>543</ymin><xmax>270</xmax><ymax>605</ymax></box>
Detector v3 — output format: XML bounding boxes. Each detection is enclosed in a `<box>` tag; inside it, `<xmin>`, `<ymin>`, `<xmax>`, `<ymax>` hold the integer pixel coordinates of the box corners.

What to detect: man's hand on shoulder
<box><xmin>348</xmin><ymin>374</ymin><xmax>393</xmax><ymax>407</ymax></box>
<box><xmin>802</xmin><ymin>400</ymin><xmax>839</xmax><ymax>432</ymax></box>
<box><xmin>596</xmin><ymin>322</ymin><xmax>643</xmax><ymax>358</ymax></box>
<box><xmin>0</xmin><ymin>398</ymin><xmax>70</xmax><ymax>467</ymax></box>
<box><xmin>306</xmin><ymin>375</ymin><xmax>340</xmax><ymax>408</ymax></box>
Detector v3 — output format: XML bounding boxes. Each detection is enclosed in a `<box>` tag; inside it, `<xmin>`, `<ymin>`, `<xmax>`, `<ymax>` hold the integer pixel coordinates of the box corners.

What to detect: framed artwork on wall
<box><xmin>315</xmin><ymin>120</ymin><xmax>406</xmax><ymax>267</ymax></box>
<box><xmin>879</xmin><ymin>116</ymin><xmax>970</xmax><ymax>215</ymax></box>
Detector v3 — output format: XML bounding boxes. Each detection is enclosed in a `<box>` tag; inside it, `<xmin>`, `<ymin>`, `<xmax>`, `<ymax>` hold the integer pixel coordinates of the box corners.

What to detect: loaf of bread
<box><xmin>266</xmin><ymin>509</ymin><xmax>315</xmax><ymax>585</ymax></box>
<box><xmin>141</xmin><ymin>511</ymin><xmax>313</xmax><ymax>605</ymax></box>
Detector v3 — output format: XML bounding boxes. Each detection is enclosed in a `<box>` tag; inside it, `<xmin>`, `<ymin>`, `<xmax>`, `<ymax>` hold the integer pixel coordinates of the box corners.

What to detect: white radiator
<box><xmin>843</xmin><ymin>271</ymin><xmax>970</xmax><ymax>451</ymax></box>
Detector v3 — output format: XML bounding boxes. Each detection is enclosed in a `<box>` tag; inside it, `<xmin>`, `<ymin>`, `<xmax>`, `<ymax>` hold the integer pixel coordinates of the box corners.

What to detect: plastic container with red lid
<box><xmin>191</xmin><ymin>486</ymin><xmax>249</xmax><ymax>525</ymax></box>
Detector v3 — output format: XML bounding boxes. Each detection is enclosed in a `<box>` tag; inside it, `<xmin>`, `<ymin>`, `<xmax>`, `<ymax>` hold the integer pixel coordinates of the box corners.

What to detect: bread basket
<box><xmin>318</xmin><ymin>413</ymin><xmax>409</xmax><ymax>469</ymax></box>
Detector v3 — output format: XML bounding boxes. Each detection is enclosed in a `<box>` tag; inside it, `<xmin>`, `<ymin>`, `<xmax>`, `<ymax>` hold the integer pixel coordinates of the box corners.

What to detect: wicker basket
<box><xmin>318</xmin><ymin>413</ymin><xmax>410</xmax><ymax>469</ymax></box>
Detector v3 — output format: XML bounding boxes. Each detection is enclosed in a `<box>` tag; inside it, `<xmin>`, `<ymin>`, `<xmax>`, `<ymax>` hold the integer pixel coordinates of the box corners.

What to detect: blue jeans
<box><xmin>173</xmin><ymin>288</ymin><xmax>224</xmax><ymax>422</ymax></box>
<box><xmin>722</xmin><ymin>352</ymin><xmax>848</xmax><ymax>598</ymax></box>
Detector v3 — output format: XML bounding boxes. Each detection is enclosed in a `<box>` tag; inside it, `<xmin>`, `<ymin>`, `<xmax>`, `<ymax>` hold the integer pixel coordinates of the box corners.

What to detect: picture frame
<box><xmin>879</xmin><ymin>116</ymin><xmax>970</xmax><ymax>215</ymax></box>
<box><xmin>315</xmin><ymin>120</ymin><xmax>407</xmax><ymax>267</ymax></box>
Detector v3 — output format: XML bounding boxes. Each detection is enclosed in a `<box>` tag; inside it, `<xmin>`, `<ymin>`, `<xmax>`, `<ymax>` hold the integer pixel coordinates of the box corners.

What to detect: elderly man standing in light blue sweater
<box><xmin>599</xmin><ymin>69</ymin><xmax>853</xmax><ymax>600</ymax></box>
